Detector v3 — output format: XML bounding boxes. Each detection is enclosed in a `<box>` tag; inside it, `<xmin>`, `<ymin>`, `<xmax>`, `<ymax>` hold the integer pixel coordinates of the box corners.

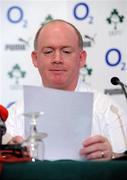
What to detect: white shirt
<box><xmin>4</xmin><ymin>80</ymin><xmax>127</xmax><ymax>153</ymax></box>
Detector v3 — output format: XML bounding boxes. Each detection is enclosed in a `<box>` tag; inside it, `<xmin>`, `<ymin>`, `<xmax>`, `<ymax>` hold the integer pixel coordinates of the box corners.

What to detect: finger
<box><xmin>83</xmin><ymin>150</ymin><xmax>107</xmax><ymax>160</ymax></box>
<box><xmin>80</xmin><ymin>143</ymin><xmax>106</xmax><ymax>155</ymax></box>
<box><xmin>8</xmin><ymin>136</ymin><xmax>24</xmax><ymax>144</ymax></box>
<box><xmin>80</xmin><ymin>145</ymin><xmax>112</xmax><ymax>160</ymax></box>
<box><xmin>13</xmin><ymin>136</ymin><xmax>24</xmax><ymax>144</ymax></box>
<box><xmin>83</xmin><ymin>135</ymin><xmax>106</xmax><ymax>147</ymax></box>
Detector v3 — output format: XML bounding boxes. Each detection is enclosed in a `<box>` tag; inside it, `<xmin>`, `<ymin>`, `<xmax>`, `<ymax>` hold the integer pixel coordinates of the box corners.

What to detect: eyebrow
<box><xmin>42</xmin><ymin>46</ymin><xmax>73</xmax><ymax>49</ymax></box>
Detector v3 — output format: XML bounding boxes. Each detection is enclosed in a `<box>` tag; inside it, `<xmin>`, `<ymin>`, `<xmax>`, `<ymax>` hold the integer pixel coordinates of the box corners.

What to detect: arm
<box><xmin>80</xmin><ymin>91</ymin><xmax>127</xmax><ymax>160</ymax></box>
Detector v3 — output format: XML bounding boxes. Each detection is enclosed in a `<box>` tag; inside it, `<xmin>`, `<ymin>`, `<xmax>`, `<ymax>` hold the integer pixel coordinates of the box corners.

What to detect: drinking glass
<box><xmin>22</xmin><ymin>112</ymin><xmax>47</xmax><ymax>162</ymax></box>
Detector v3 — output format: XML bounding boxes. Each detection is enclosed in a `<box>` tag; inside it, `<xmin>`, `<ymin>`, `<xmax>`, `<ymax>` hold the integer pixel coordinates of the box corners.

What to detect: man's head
<box><xmin>31</xmin><ymin>19</ymin><xmax>86</xmax><ymax>90</ymax></box>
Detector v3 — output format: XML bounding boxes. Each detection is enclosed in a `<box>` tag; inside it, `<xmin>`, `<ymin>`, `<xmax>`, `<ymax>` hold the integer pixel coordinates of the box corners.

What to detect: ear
<box><xmin>31</xmin><ymin>51</ymin><xmax>38</xmax><ymax>68</ymax></box>
<box><xmin>79</xmin><ymin>50</ymin><xmax>87</xmax><ymax>68</ymax></box>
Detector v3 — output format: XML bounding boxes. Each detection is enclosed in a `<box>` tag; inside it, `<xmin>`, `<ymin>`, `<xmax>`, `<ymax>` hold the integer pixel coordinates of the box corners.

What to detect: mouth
<box><xmin>49</xmin><ymin>69</ymin><xmax>66</xmax><ymax>75</ymax></box>
<box><xmin>49</xmin><ymin>69</ymin><xmax>66</xmax><ymax>72</ymax></box>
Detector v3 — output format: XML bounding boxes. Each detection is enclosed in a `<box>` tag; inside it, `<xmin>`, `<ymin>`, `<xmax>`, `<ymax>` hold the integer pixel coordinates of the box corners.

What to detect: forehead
<box><xmin>38</xmin><ymin>22</ymin><xmax>79</xmax><ymax>42</ymax></box>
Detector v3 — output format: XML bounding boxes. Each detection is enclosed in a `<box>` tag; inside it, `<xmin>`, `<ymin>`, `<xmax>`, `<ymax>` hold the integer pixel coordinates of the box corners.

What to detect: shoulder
<box><xmin>76</xmin><ymin>80</ymin><xmax>121</xmax><ymax>114</ymax></box>
<box><xmin>93</xmin><ymin>90</ymin><xmax>114</xmax><ymax>114</ymax></box>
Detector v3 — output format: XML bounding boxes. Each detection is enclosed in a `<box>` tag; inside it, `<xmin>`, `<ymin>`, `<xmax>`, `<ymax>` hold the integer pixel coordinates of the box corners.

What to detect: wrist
<box><xmin>111</xmin><ymin>152</ymin><xmax>125</xmax><ymax>160</ymax></box>
<box><xmin>111</xmin><ymin>152</ymin><xmax>116</xmax><ymax>159</ymax></box>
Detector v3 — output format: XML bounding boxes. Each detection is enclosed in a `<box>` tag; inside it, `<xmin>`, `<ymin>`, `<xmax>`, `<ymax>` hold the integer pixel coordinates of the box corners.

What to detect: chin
<box><xmin>49</xmin><ymin>82</ymin><xmax>65</xmax><ymax>90</ymax></box>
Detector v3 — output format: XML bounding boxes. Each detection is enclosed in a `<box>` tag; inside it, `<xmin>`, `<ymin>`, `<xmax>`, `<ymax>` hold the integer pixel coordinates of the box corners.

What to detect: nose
<box><xmin>51</xmin><ymin>50</ymin><xmax>63</xmax><ymax>64</ymax></box>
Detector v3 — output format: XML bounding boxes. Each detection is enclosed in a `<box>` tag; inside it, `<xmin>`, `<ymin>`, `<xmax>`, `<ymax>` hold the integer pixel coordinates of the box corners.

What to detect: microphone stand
<box><xmin>117</xmin><ymin>83</ymin><xmax>127</xmax><ymax>159</ymax></box>
<box><xmin>120</xmin><ymin>83</ymin><xmax>127</xmax><ymax>103</ymax></box>
<box><xmin>0</xmin><ymin>131</ymin><xmax>2</xmax><ymax>145</ymax></box>
<box><xmin>0</xmin><ymin>120</ymin><xmax>6</xmax><ymax>145</ymax></box>
<box><xmin>110</xmin><ymin>77</ymin><xmax>127</xmax><ymax>159</ymax></box>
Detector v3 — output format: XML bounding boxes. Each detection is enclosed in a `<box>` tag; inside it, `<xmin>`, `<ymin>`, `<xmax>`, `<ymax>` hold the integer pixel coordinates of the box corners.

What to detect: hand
<box><xmin>80</xmin><ymin>135</ymin><xmax>112</xmax><ymax>160</ymax></box>
<box><xmin>7</xmin><ymin>136</ymin><xmax>31</xmax><ymax>159</ymax></box>
<box><xmin>8</xmin><ymin>136</ymin><xmax>24</xmax><ymax>144</ymax></box>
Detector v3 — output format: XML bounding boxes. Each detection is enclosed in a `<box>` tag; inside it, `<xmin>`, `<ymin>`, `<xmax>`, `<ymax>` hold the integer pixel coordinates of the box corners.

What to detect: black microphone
<box><xmin>111</xmin><ymin>77</ymin><xmax>127</xmax><ymax>102</ymax></box>
<box><xmin>0</xmin><ymin>105</ymin><xmax>9</xmax><ymax>144</ymax></box>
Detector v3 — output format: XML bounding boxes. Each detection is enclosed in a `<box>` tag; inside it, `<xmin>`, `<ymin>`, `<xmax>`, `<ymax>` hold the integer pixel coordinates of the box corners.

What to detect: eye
<box><xmin>62</xmin><ymin>49</ymin><xmax>72</xmax><ymax>54</ymax></box>
<box><xmin>43</xmin><ymin>48</ymin><xmax>53</xmax><ymax>54</ymax></box>
<box><xmin>63</xmin><ymin>50</ymin><xmax>71</xmax><ymax>54</ymax></box>
<box><xmin>43</xmin><ymin>50</ymin><xmax>53</xmax><ymax>54</ymax></box>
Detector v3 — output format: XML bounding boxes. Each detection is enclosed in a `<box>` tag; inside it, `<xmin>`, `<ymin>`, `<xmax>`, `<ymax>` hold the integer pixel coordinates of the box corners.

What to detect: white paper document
<box><xmin>23</xmin><ymin>86</ymin><xmax>93</xmax><ymax>160</ymax></box>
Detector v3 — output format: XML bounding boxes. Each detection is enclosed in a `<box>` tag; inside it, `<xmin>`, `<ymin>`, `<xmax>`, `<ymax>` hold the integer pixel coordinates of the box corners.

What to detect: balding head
<box><xmin>34</xmin><ymin>19</ymin><xmax>83</xmax><ymax>50</ymax></box>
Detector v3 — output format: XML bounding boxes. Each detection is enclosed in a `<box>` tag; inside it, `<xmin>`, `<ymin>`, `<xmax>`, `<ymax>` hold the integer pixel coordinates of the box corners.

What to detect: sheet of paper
<box><xmin>23</xmin><ymin>86</ymin><xmax>93</xmax><ymax>160</ymax></box>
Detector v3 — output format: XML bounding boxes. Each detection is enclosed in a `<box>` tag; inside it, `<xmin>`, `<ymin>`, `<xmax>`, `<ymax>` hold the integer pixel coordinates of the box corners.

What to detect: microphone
<box><xmin>111</xmin><ymin>77</ymin><xmax>127</xmax><ymax>102</ymax></box>
<box><xmin>110</xmin><ymin>105</ymin><xmax>127</xmax><ymax>149</ymax></box>
<box><xmin>0</xmin><ymin>105</ymin><xmax>9</xmax><ymax>144</ymax></box>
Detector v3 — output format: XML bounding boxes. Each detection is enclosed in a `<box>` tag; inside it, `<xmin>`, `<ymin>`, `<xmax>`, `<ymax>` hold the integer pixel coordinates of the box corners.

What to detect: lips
<box><xmin>49</xmin><ymin>69</ymin><xmax>66</xmax><ymax>72</ymax></box>
<box><xmin>49</xmin><ymin>69</ymin><xmax>66</xmax><ymax>76</ymax></box>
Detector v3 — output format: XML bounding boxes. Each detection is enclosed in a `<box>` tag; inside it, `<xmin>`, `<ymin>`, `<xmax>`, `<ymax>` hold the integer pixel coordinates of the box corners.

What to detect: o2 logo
<box><xmin>7</xmin><ymin>6</ymin><xmax>27</xmax><ymax>27</ymax></box>
<box><xmin>73</xmin><ymin>2</ymin><xmax>93</xmax><ymax>24</ymax></box>
<box><xmin>7</xmin><ymin>6</ymin><xmax>23</xmax><ymax>23</ymax></box>
<box><xmin>73</xmin><ymin>2</ymin><xmax>89</xmax><ymax>20</ymax></box>
<box><xmin>105</xmin><ymin>48</ymin><xmax>127</xmax><ymax>71</ymax></box>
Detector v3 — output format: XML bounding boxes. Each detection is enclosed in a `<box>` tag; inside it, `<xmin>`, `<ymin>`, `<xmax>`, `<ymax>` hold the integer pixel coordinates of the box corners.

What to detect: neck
<box><xmin>42</xmin><ymin>81</ymin><xmax>78</xmax><ymax>91</ymax></box>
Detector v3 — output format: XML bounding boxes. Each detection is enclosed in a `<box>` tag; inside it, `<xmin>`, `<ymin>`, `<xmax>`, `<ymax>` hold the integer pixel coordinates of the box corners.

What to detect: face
<box><xmin>32</xmin><ymin>22</ymin><xmax>86</xmax><ymax>90</ymax></box>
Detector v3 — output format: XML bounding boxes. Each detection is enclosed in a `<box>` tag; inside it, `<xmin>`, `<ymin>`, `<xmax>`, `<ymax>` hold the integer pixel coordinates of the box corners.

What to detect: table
<box><xmin>1</xmin><ymin>160</ymin><xmax>127</xmax><ymax>180</ymax></box>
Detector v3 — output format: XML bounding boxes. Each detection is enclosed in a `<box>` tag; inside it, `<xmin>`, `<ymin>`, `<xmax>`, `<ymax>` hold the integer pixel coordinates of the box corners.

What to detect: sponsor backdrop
<box><xmin>0</xmin><ymin>0</ymin><xmax>127</xmax><ymax>112</ymax></box>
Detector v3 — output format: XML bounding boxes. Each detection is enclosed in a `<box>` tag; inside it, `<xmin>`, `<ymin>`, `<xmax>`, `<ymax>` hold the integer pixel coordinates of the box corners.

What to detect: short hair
<box><xmin>34</xmin><ymin>19</ymin><xmax>83</xmax><ymax>50</ymax></box>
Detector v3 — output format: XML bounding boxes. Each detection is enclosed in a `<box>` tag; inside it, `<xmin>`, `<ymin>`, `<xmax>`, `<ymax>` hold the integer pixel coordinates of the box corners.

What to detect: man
<box><xmin>4</xmin><ymin>19</ymin><xmax>127</xmax><ymax>160</ymax></box>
